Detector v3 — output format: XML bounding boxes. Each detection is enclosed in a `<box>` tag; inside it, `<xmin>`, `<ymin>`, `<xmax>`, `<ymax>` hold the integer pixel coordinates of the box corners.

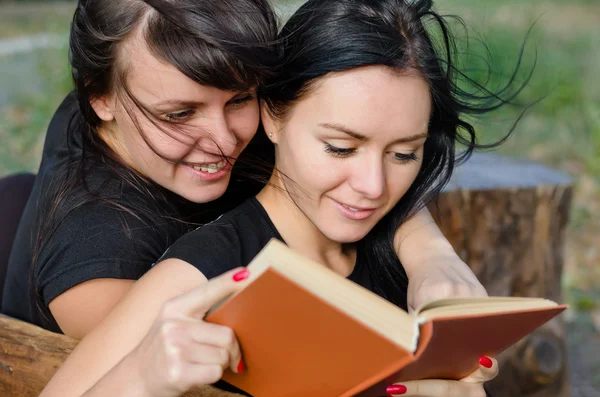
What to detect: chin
<box><xmin>324</xmin><ymin>228</ymin><xmax>371</xmax><ymax>244</ymax></box>
<box><xmin>176</xmin><ymin>181</ymin><xmax>230</xmax><ymax>204</ymax></box>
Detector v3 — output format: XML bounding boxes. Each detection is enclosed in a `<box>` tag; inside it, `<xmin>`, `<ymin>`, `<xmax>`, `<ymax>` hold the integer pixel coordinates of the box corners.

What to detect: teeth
<box><xmin>192</xmin><ymin>161</ymin><xmax>226</xmax><ymax>173</ymax></box>
<box><xmin>343</xmin><ymin>204</ymin><xmax>360</xmax><ymax>212</ymax></box>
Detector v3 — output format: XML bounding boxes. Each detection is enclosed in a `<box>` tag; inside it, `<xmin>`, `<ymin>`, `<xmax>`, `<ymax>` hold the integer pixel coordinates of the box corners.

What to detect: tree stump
<box><xmin>430</xmin><ymin>152</ymin><xmax>573</xmax><ymax>397</ymax></box>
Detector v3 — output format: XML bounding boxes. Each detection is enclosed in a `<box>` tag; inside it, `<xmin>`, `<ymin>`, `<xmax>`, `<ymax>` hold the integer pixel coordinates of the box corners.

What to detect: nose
<box><xmin>196</xmin><ymin>112</ymin><xmax>238</xmax><ymax>156</ymax></box>
<box><xmin>349</xmin><ymin>155</ymin><xmax>386</xmax><ymax>200</ymax></box>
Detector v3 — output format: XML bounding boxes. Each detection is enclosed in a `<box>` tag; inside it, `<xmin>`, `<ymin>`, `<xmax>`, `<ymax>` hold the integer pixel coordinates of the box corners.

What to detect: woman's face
<box><xmin>265</xmin><ymin>66</ymin><xmax>431</xmax><ymax>243</ymax></box>
<box><xmin>94</xmin><ymin>34</ymin><xmax>259</xmax><ymax>203</ymax></box>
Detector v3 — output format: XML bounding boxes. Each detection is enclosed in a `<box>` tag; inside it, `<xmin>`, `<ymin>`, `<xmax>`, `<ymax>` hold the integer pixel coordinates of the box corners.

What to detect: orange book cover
<box><xmin>205</xmin><ymin>240</ymin><xmax>566</xmax><ymax>397</ymax></box>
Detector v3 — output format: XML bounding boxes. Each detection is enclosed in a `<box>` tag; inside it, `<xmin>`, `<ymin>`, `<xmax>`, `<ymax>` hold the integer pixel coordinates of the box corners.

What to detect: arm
<box><xmin>35</xmin><ymin>203</ymin><xmax>170</xmax><ymax>339</ymax></box>
<box><xmin>50</xmin><ymin>279</ymin><xmax>134</xmax><ymax>339</ymax></box>
<box><xmin>40</xmin><ymin>260</ymin><xmax>245</xmax><ymax>397</ymax></box>
<box><xmin>394</xmin><ymin>207</ymin><xmax>487</xmax><ymax>312</ymax></box>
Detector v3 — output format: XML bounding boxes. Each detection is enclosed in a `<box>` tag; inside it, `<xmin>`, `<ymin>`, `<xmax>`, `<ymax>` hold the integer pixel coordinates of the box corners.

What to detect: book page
<box><xmin>417</xmin><ymin>297</ymin><xmax>558</xmax><ymax>320</ymax></box>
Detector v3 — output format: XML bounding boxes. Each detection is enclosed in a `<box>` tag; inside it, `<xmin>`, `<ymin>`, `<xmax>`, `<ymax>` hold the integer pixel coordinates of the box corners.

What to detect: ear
<box><xmin>90</xmin><ymin>93</ymin><xmax>116</xmax><ymax>122</ymax></box>
<box><xmin>260</xmin><ymin>104</ymin><xmax>283</xmax><ymax>144</ymax></box>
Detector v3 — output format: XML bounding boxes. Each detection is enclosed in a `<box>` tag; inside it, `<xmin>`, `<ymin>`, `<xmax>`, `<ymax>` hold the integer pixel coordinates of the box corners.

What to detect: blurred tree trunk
<box><xmin>431</xmin><ymin>152</ymin><xmax>573</xmax><ymax>397</ymax></box>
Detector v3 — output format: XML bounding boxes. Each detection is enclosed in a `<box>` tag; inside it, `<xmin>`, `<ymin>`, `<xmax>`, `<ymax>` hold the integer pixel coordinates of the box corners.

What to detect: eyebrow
<box><xmin>151</xmin><ymin>91</ymin><xmax>255</xmax><ymax>109</ymax></box>
<box><xmin>318</xmin><ymin>123</ymin><xmax>428</xmax><ymax>143</ymax></box>
<box><xmin>152</xmin><ymin>99</ymin><xmax>204</xmax><ymax>109</ymax></box>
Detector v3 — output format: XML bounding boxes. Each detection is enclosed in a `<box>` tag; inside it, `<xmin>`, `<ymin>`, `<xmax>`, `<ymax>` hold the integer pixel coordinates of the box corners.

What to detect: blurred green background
<box><xmin>0</xmin><ymin>0</ymin><xmax>598</xmax><ymax>390</ymax></box>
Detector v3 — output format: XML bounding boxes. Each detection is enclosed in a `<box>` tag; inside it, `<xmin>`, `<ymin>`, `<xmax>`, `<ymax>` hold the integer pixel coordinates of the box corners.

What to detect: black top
<box><xmin>157</xmin><ymin>197</ymin><xmax>375</xmax><ymax>396</ymax></box>
<box><xmin>158</xmin><ymin>197</ymin><xmax>374</xmax><ymax>289</ymax></box>
<box><xmin>1</xmin><ymin>92</ymin><xmax>258</xmax><ymax>332</ymax></box>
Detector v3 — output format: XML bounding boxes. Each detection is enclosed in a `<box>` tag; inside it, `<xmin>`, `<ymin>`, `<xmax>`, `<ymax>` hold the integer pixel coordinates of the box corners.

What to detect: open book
<box><xmin>205</xmin><ymin>239</ymin><xmax>566</xmax><ymax>397</ymax></box>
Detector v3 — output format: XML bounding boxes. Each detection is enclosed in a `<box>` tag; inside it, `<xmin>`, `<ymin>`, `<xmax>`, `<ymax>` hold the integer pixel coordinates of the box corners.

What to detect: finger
<box><xmin>461</xmin><ymin>356</ymin><xmax>499</xmax><ymax>383</ymax></box>
<box><xmin>188</xmin><ymin>322</ymin><xmax>243</xmax><ymax>374</ymax></box>
<box><xmin>184</xmin><ymin>344</ymin><xmax>229</xmax><ymax>367</ymax></box>
<box><xmin>166</xmin><ymin>267</ymin><xmax>250</xmax><ymax>317</ymax></box>
<box><xmin>387</xmin><ymin>380</ymin><xmax>486</xmax><ymax>397</ymax></box>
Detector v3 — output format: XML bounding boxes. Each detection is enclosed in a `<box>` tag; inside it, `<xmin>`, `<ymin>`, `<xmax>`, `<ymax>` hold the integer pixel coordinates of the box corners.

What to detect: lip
<box><xmin>182</xmin><ymin>161</ymin><xmax>232</xmax><ymax>182</ymax></box>
<box><xmin>331</xmin><ymin>199</ymin><xmax>378</xmax><ymax>221</ymax></box>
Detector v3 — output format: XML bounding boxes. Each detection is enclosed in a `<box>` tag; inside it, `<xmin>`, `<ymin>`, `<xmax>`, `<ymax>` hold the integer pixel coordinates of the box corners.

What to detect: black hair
<box><xmin>260</xmin><ymin>0</ymin><xmax>533</xmax><ymax>308</ymax></box>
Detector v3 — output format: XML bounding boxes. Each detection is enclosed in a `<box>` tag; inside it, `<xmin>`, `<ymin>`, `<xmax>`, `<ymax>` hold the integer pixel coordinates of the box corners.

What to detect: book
<box><xmin>205</xmin><ymin>239</ymin><xmax>567</xmax><ymax>397</ymax></box>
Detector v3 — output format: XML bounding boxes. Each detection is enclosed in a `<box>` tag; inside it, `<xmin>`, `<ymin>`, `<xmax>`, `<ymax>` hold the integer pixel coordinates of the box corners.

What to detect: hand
<box><xmin>130</xmin><ymin>267</ymin><xmax>250</xmax><ymax>397</ymax></box>
<box><xmin>386</xmin><ymin>356</ymin><xmax>498</xmax><ymax>396</ymax></box>
<box><xmin>407</xmin><ymin>252</ymin><xmax>487</xmax><ymax>313</ymax></box>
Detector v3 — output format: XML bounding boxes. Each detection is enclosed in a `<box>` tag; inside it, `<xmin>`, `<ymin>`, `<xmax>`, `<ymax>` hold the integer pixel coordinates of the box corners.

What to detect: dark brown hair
<box><xmin>32</xmin><ymin>0</ymin><xmax>279</xmax><ymax>318</ymax></box>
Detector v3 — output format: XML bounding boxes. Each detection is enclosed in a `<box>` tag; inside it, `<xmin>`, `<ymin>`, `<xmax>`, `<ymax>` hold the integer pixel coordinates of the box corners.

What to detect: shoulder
<box><xmin>49</xmin><ymin>91</ymin><xmax>79</xmax><ymax>133</ymax></box>
<box><xmin>45</xmin><ymin>196</ymin><xmax>177</xmax><ymax>256</ymax></box>
<box><xmin>157</xmin><ymin>199</ymin><xmax>275</xmax><ymax>279</ymax></box>
<box><xmin>34</xmin><ymin>199</ymin><xmax>178</xmax><ymax>298</ymax></box>
<box><xmin>158</xmin><ymin>212</ymin><xmax>245</xmax><ymax>279</ymax></box>
<box><xmin>41</xmin><ymin>91</ymin><xmax>80</xmax><ymax>159</ymax></box>
<box><xmin>33</xmin><ymin>196</ymin><xmax>184</xmax><ymax>306</ymax></box>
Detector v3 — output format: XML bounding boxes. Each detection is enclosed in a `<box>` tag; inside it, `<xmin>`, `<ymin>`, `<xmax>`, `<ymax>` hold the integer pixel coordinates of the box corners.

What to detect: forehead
<box><xmin>292</xmin><ymin>66</ymin><xmax>432</xmax><ymax>137</ymax></box>
<box><xmin>118</xmin><ymin>29</ymin><xmax>235</xmax><ymax>104</ymax></box>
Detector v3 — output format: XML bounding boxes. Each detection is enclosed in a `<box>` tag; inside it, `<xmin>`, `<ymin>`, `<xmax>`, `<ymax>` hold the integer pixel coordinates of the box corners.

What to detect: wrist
<box><xmin>83</xmin><ymin>351</ymin><xmax>155</xmax><ymax>397</ymax></box>
<box><xmin>399</xmin><ymin>234</ymin><xmax>459</xmax><ymax>274</ymax></box>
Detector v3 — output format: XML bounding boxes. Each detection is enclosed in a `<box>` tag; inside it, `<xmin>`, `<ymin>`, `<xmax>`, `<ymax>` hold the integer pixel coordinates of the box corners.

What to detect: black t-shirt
<box><xmin>157</xmin><ymin>197</ymin><xmax>375</xmax><ymax>396</ymax></box>
<box><xmin>158</xmin><ymin>197</ymin><xmax>374</xmax><ymax>290</ymax></box>
<box><xmin>1</xmin><ymin>92</ymin><xmax>256</xmax><ymax>332</ymax></box>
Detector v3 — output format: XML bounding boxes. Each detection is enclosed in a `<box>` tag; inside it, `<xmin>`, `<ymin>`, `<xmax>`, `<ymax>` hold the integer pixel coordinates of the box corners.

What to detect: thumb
<box><xmin>166</xmin><ymin>267</ymin><xmax>250</xmax><ymax>318</ymax></box>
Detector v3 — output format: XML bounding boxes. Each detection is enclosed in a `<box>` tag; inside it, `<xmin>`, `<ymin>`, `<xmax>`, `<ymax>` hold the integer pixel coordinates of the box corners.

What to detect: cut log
<box><xmin>430</xmin><ymin>152</ymin><xmax>573</xmax><ymax>397</ymax></box>
<box><xmin>0</xmin><ymin>315</ymin><xmax>242</xmax><ymax>397</ymax></box>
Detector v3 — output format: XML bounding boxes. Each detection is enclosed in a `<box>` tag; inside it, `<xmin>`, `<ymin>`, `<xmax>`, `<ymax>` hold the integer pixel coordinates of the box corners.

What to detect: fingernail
<box><xmin>386</xmin><ymin>384</ymin><xmax>407</xmax><ymax>395</ymax></box>
<box><xmin>479</xmin><ymin>356</ymin><xmax>493</xmax><ymax>368</ymax></box>
<box><xmin>233</xmin><ymin>269</ymin><xmax>250</xmax><ymax>282</ymax></box>
<box><xmin>237</xmin><ymin>359</ymin><xmax>245</xmax><ymax>373</ymax></box>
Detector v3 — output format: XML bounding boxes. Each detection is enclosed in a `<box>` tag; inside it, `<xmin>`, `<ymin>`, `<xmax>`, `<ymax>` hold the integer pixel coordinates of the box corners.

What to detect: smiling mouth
<box><xmin>186</xmin><ymin>160</ymin><xmax>228</xmax><ymax>174</ymax></box>
<box><xmin>339</xmin><ymin>203</ymin><xmax>377</xmax><ymax>212</ymax></box>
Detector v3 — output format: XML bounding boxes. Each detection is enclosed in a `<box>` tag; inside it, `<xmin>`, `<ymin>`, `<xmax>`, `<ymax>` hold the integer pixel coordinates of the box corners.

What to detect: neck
<box><xmin>97</xmin><ymin>123</ymin><xmax>142</xmax><ymax>174</ymax></box>
<box><xmin>256</xmin><ymin>170</ymin><xmax>356</xmax><ymax>276</ymax></box>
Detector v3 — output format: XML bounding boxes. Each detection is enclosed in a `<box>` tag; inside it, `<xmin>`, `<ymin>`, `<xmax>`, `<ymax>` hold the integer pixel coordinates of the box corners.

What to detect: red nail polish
<box><xmin>479</xmin><ymin>356</ymin><xmax>493</xmax><ymax>368</ymax></box>
<box><xmin>233</xmin><ymin>269</ymin><xmax>249</xmax><ymax>282</ymax></box>
<box><xmin>386</xmin><ymin>385</ymin><xmax>407</xmax><ymax>395</ymax></box>
<box><xmin>237</xmin><ymin>359</ymin><xmax>245</xmax><ymax>373</ymax></box>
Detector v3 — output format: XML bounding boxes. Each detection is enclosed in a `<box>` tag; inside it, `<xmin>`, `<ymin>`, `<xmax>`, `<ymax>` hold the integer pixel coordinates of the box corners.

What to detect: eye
<box><xmin>324</xmin><ymin>143</ymin><xmax>356</xmax><ymax>158</ymax></box>
<box><xmin>228</xmin><ymin>93</ymin><xmax>256</xmax><ymax>107</ymax></box>
<box><xmin>164</xmin><ymin>109</ymin><xmax>194</xmax><ymax>122</ymax></box>
<box><xmin>393</xmin><ymin>152</ymin><xmax>419</xmax><ymax>163</ymax></box>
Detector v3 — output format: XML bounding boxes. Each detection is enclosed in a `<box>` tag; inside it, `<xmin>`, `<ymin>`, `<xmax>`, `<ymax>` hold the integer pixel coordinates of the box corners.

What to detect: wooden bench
<box><xmin>0</xmin><ymin>153</ymin><xmax>573</xmax><ymax>396</ymax></box>
<box><xmin>0</xmin><ymin>314</ymin><xmax>242</xmax><ymax>397</ymax></box>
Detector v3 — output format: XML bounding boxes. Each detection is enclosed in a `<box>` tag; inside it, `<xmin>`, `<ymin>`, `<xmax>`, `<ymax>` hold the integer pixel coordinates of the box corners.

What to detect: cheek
<box><xmin>116</xmin><ymin>114</ymin><xmax>190</xmax><ymax>168</ymax></box>
<box><xmin>230</xmin><ymin>105</ymin><xmax>260</xmax><ymax>144</ymax></box>
<box><xmin>388</xmin><ymin>162</ymin><xmax>423</xmax><ymax>201</ymax></box>
<box><xmin>280</xmin><ymin>137</ymin><xmax>344</xmax><ymax>193</ymax></box>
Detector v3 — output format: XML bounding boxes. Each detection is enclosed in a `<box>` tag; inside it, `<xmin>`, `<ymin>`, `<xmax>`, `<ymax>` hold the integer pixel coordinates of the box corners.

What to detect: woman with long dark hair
<box><xmin>2</xmin><ymin>0</ymin><xmax>486</xmax><ymax>340</ymax></box>
<box><xmin>39</xmin><ymin>0</ymin><xmax>532</xmax><ymax>396</ymax></box>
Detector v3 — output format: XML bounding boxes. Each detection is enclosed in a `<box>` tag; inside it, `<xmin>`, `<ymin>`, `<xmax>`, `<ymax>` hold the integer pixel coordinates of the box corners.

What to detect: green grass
<box><xmin>0</xmin><ymin>2</ymin><xmax>74</xmax><ymax>38</ymax></box>
<box><xmin>0</xmin><ymin>45</ymin><xmax>73</xmax><ymax>174</ymax></box>
<box><xmin>437</xmin><ymin>0</ymin><xmax>600</xmax><ymax>180</ymax></box>
<box><xmin>0</xmin><ymin>0</ymin><xmax>597</xmax><ymax>178</ymax></box>
<box><xmin>0</xmin><ymin>2</ymin><xmax>75</xmax><ymax>174</ymax></box>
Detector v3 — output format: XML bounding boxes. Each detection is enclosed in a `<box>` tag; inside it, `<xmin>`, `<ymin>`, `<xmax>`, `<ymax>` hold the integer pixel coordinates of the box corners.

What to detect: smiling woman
<box><xmin>1</xmin><ymin>0</ymin><xmax>279</xmax><ymax>338</ymax></box>
<box><xmin>259</xmin><ymin>68</ymin><xmax>431</xmax><ymax>246</ymax></box>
